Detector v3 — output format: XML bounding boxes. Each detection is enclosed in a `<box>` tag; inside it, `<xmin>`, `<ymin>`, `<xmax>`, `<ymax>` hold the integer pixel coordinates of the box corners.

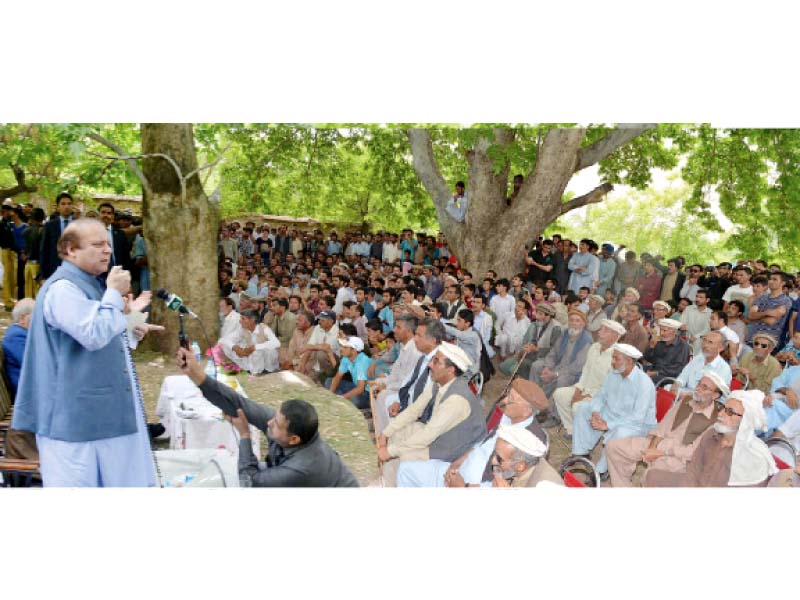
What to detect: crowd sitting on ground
<box><xmin>207</xmin><ymin>197</ymin><xmax>800</xmax><ymax>487</ymax></box>
<box><xmin>3</xmin><ymin>186</ymin><xmax>800</xmax><ymax>488</ymax></box>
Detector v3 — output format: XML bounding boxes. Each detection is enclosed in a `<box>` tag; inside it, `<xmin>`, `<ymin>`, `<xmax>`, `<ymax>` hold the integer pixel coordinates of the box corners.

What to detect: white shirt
<box><xmin>490</xmin><ymin>294</ymin><xmax>516</xmax><ymax>332</ymax></box>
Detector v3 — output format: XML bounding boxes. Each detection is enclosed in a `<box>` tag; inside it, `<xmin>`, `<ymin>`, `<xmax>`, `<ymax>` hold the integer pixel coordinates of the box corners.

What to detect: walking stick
<box><xmin>486</xmin><ymin>348</ymin><xmax>531</xmax><ymax>419</ymax></box>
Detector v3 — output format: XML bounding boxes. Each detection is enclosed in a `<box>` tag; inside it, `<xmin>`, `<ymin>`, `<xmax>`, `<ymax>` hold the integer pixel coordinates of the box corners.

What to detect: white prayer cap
<box><xmin>497</xmin><ymin>426</ymin><xmax>547</xmax><ymax>458</ymax></box>
<box><xmin>339</xmin><ymin>336</ymin><xmax>364</xmax><ymax>352</ymax></box>
<box><xmin>436</xmin><ymin>341</ymin><xmax>473</xmax><ymax>372</ymax></box>
<box><xmin>613</xmin><ymin>343</ymin><xmax>642</xmax><ymax>360</ymax></box>
<box><xmin>600</xmin><ymin>319</ymin><xmax>625</xmax><ymax>336</ymax></box>
<box><xmin>726</xmin><ymin>390</ymin><xmax>778</xmax><ymax>486</ymax></box>
<box><xmin>589</xmin><ymin>294</ymin><xmax>605</xmax><ymax>305</ymax></box>
<box><xmin>652</xmin><ymin>300</ymin><xmax>671</xmax><ymax>311</ymax></box>
<box><xmin>700</xmin><ymin>369</ymin><xmax>730</xmax><ymax>398</ymax></box>
<box><xmin>658</xmin><ymin>318</ymin><xmax>683</xmax><ymax>330</ymax></box>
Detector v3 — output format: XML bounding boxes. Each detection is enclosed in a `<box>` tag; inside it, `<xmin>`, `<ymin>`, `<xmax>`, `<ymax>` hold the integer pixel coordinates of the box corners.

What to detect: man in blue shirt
<box><xmin>2</xmin><ymin>297</ymin><xmax>34</xmax><ymax>397</ymax></box>
<box><xmin>326</xmin><ymin>336</ymin><xmax>374</xmax><ymax>409</ymax></box>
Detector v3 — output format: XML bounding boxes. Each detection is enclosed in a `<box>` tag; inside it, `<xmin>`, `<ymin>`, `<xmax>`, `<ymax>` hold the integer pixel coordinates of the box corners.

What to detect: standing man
<box><xmin>445</xmin><ymin>181</ymin><xmax>468</xmax><ymax>223</ymax></box>
<box><xmin>22</xmin><ymin>208</ymin><xmax>45</xmax><ymax>299</ymax></box>
<box><xmin>39</xmin><ymin>193</ymin><xmax>74</xmax><ymax>282</ymax></box>
<box><xmin>12</xmin><ymin>219</ymin><xmax>161</xmax><ymax>487</ymax></box>
<box><xmin>97</xmin><ymin>203</ymin><xmax>132</xmax><ymax>272</ymax></box>
<box><xmin>0</xmin><ymin>202</ymin><xmax>19</xmax><ymax>310</ymax></box>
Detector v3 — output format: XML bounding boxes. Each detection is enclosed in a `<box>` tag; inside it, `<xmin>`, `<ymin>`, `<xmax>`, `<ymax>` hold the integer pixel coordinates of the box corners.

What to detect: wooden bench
<box><xmin>0</xmin><ymin>344</ymin><xmax>41</xmax><ymax>486</ymax></box>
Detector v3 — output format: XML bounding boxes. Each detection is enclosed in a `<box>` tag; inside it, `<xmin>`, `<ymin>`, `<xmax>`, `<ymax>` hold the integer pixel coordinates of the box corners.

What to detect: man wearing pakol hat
<box><xmin>645</xmin><ymin>390</ymin><xmax>777</xmax><ymax>487</ymax></box>
<box><xmin>498</xmin><ymin>302</ymin><xmax>562</xmax><ymax>377</ymax></box>
<box><xmin>297</xmin><ymin>309</ymin><xmax>340</xmax><ymax>382</ymax></box>
<box><xmin>585</xmin><ymin>294</ymin><xmax>606</xmax><ymax>341</ymax></box>
<box><xmin>396</xmin><ymin>378</ymin><xmax>547</xmax><ymax>487</ymax></box>
<box><xmin>734</xmin><ymin>332</ymin><xmax>781</xmax><ymax>394</ymax></box>
<box><xmin>489</xmin><ymin>426</ymin><xmax>563</xmax><ymax>487</ymax></box>
<box><xmin>642</xmin><ymin>318</ymin><xmax>690</xmax><ymax>384</ymax></box>
<box><xmin>377</xmin><ymin>342</ymin><xmax>486</xmax><ymax>486</ymax></box>
<box><xmin>672</xmin><ymin>330</ymin><xmax>731</xmax><ymax>394</ymax></box>
<box><xmin>606</xmin><ymin>370</ymin><xmax>728</xmax><ymax>487</ymax></box>
<box><xmin>571</xmin><ymin>343</ymin><xmax>657</xmax><ymax>476</ymax></box>
<box><xmin>219</xmin><ymin>308</ymin><xmax>281</xmax><ymax>375</ymax></box>
<box><xmin>529</xmin><ymin>309</ymin><xmax>593</xmax><ymax>403</ymax></box>
<box><xmin>326</xmin><ymin>336</ymin><xmax>373</xmax><ymax>409</ymax></box>
<box><xmin>763</xmin><ymin>363</ymin><xmax>800</xmax><ymax>437</ymax></box>
<box><xmin>552</xmin><ymin>319</ymin><xmax>625</xmax><ymax>435</ymax></box>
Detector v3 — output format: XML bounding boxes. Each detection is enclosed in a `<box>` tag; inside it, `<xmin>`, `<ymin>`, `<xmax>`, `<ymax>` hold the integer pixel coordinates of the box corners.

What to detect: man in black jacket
<box><xmin>176</xmin><ymin>346</ymin><xmax>359</xmax><ymax>487</ymax></box>
<box><xmin>39</xmin><ymin>192</ymin><xmax>74</xmax><ymax>281</ymax></box>
<box><xmin>97</xmin><ymin>202</ymin><xmax>131</xmax><ymax>272</ymax></box>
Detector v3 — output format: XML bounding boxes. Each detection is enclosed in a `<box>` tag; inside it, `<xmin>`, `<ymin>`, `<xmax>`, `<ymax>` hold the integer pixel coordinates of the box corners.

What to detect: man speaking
<box><xmin>12</xmin><ymin>219</ymin><xmax>160</xmax><ymax>487</ymax></box>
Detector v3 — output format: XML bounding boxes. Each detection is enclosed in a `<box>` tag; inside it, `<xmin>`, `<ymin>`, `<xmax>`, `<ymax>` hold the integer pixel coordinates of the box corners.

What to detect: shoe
<box><xmin>563</xmin><ymin>433</ymin><xmax>572</xmax><ymax>442</ymax></box>
<box><xmin>599</xmin><ymin>471</ymin><xmax>609</xmax><ymax>482</ymax></box>
<box><xmin>536</xmin><ymin>411</ymin><xmax>550</xmax><ymax>424</ymax></box>
<box><xmin>147</xmin><ymin>423</ymin><xmax>168</xmax><ymax>441</ymax></box>
<box><xmin>540</xmin><ymin>415</ymin><xmax>562</xmax><ymax>429</ymax></box>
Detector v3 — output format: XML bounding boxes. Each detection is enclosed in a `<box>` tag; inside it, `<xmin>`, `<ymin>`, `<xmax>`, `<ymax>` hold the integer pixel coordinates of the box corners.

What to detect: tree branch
<box><xmin>86</xmin><ymin>132</ymin><xmax>150</xmax><ymax>192</ymax></box>
<box><xmin>85</xmin><ymin>150</ymin><xmax>186</xmax><ymax>202</ymax></box>
<box><xmin>0</xmin><ymin>165</ymin><xmax>37</xmax><ymax>198</ymax></box>
<box><xmin>574</xmin><ymin>124</ymin><xmax>658</xmax><ymax>172</ymax></box>
<box><xmin>184</xmin><ymin>143</ymin><xmax>232</xmax><ymax>184</ymax></box>
<box><xmin>406</xmin><ymin>128</ymin><xmax>453</xmax><ymax>216</ymax></box>
<box><xmin>559</xmin><ymin>183</ymin><xmax>614</xmax><ymax>215</ymax></box>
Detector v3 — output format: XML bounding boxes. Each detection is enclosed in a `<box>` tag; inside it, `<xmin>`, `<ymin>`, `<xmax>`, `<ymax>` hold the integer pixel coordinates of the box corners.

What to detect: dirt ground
<box><xmin>1</xmin><ymin>306</ymin><xmax>618</xmax><ymax>487</ymax></box>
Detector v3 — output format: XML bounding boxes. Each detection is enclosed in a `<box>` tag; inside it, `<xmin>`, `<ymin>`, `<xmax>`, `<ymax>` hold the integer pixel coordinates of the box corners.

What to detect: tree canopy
<box><xmin>1</xmin><ymin>123</ymin><xmax>798</xmax><ymax>268</ymax></box>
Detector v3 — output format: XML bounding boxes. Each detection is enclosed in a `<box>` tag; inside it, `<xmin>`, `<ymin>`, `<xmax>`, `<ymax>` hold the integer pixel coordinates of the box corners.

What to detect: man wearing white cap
<box><xmin>673</xmin><ymin>330</ymin><xmax>731</xmax><ymax>394</ymax></box>
<box><xmin>396</xmin><ymin>378</ymin><xmax>547</xmax><ymax>487</ymax></box>
<box><xmin>551</xmin><ymin>319</ymin><xmax>624</xmax><ymax>436</ymax></box>
<box><xmin>606</xmin><ymin>370</ymin><xmax>727</xmax><ymax>486</ymax></box>
<box><xmin>645</xmin><ymin>390</ymin><xmax>777</xmax><ymax>487</ymax></box>
<box><xmin>571</xmin><ymin>343</ymin><xmax>657</xmax><ymax>476</ymax></box>
<box><xmin>377</xmin><ymin>342</ymin><xmax>486</xmax><ymax>486</ymax></box>
<box><xmin>585</xmin><ymin>294</ymin><xmax>606</xmax><ymax>341</ymax></box>
<box><xmin>489</xmin><ymin>426</ymin><xmax>563</xmax><ymax>487</ymax></box>
<box><xmin>326</xmin><ymin>336</ymin><xmax>374</xmax><ymax>409</ymax></box>
<box><xmin>642</xmin><ymin>318</ymin><xmax>690</xmax><ymax>384</ymax></box>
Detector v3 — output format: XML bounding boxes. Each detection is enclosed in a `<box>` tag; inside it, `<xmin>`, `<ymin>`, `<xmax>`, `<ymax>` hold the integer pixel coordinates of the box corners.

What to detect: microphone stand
<box><xmin>178</xmin><ymin>312</ymin><xmax>189</xmax><ymax>350</ymax></box>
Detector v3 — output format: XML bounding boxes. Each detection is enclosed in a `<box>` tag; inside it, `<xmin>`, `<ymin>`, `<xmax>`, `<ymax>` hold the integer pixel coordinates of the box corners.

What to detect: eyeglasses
<box><xmin>752</xmin><ymin>342</ymin><xmax>770</xmax><ymax>349</ymax></box>
<box><xmin>720</xmin><ymin>406</ymin><xmax>743</xmax><ymax>418</ymax></box>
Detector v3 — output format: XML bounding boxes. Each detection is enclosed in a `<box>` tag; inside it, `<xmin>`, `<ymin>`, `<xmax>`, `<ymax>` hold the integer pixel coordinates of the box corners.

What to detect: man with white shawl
<box><xmin>645</xmin><ymin>389</ymin><xmax>778</xmax><ymax>487</ymax></box>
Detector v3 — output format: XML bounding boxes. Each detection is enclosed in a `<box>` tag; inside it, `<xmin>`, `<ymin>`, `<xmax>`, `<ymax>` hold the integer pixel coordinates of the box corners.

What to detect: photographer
<box><xmin>176</xmin><ymin>346</ymin><xmax>359</xmax><ymax>487</ymax></box>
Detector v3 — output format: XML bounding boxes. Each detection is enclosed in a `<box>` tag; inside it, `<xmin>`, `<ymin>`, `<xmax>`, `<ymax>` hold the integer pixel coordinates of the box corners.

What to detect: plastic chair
<box><xmin>655</xmin><ymin>377</ymin><xmax>679</xmax><ymax>423</ymax></box>
<box><xmin>559</xmin><ymin>455</ymin><xmax>599</xmax><ymax>488</ymax></box>
<box><xmin>766</xmin><ymin>437</ymin><xmax>797</xmax><ymax>470</ymax></box>
<box><xmin>468</xmin><ymin>371</ymin><xmax>484</xmax><ymax>397</ymax></box>
<box><xmin>730</xmin><ymin>374</ymin><xmax>749</xmax><ymax>391</ymax></box>
<box><xmin>486</xmin><ymin>405</ymin><xmax>503</xmax><ymax>433</ymax></box>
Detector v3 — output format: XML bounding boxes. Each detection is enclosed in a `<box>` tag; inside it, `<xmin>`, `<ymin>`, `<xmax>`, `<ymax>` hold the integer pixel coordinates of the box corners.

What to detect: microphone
<box><xmin>155</xmin><ymin>288</ymin><xmax>199</xmax><ymax>319</ymax></box>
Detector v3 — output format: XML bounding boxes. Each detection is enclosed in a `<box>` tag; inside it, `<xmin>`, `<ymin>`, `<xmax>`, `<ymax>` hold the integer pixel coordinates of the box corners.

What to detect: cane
<box><xmin>486</xmin><ymin>348</ymin><xmax>531</xmax><ymax>419</ymax></box>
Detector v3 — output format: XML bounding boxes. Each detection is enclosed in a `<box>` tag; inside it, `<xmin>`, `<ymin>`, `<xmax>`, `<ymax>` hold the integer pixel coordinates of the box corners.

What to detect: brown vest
<box><xmin>514</xmin><ymin>459</ymin><xmax>565</xmax><ymax>487</ymax></box>
<box><xmin>671</xmin><ymin>396</ymin><xmax>719</xmax><ymax>447</ymax></box>
<box><xmin>241</xmin><ymin>324</ymin><xmax>270</xmax><ymax>346</ymax></box>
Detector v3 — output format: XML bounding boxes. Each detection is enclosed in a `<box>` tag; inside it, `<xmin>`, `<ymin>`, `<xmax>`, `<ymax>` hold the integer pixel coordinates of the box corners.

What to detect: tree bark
<box><xmin>0</xmin><ymin>165</ymin><xmax>37</xmax><ymax>198</ymax></box>
<box><xmin>141</xmin><ymin>124</ymin><xmax>220</xmax><ymax>354</ymax></box>
<box><xmin>407</xmin><ymin>126</ymin><xmax>651</xmax><ymax>278</ymax></box>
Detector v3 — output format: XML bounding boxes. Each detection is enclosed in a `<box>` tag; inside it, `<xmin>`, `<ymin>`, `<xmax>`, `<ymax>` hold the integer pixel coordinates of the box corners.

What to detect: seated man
<box><xmin>551</xmin><ymin>319</ymin><xmax>625</xmax><ymax>434</ymax></box>
<box><xmin>377</xmin><ymin>317</ymin><xmax>444</xmax><ymax>436</ymax></box>
<box><xmin>443</xmin><ymin>308</ymin><xmax>482</xmax><ymax>377</ymax></box>
<box><xmin>219</xmin><ymin>297</ymin><xmax>241</xmax><ymax>340</ymax></box>
<box><xmin>483</xmin><ymin>426</ymin><xmax>563</xmax><ymax>487</ymax></box>
<box><xmin>709</xmin><ymin>309</ymin><xmax>740</xmax><ymax>365</ymax></box>
<box><xmin>278</xmin><ymin>309</ymin><xmax>315</xmax><ymax>370</ymax></box>
<box><xmin>263</xmin><ymin>297</ymin><xmax>297</xmax><ymax>348</ymax></box>
<box><xmin>672</xmin><ymin>331</ymin><xmax>732</xmax><ymax>393</ymax></box>
<box><xmin>220</xmin><ymin>309</ymin><xmax>280</xmax><ymax>375</ymax></box>
<box><xmin>296</xmin><ymin>309</ymin><xmax>340</xmax><ymax>382</ymax></box>
<box><xmin>498</xmin><ymin>302</ymin><xmax>562</xmax><ymax>376</ymax></box>
<box><xmin>325</xmin><ymin>336</ymin><xmax>373</xmax><ymax>409</ymax></box>
<box><xmin>645</xmin><ymin>390</ymin><xmax>777</xmax><ymax>487</ymax></box>
<box><xmin>571</xmin><ymin>343</ymin><xmax>657</xmax><ymax>476</ymax></box>
<box><xmin>176</xmin><ymin>347</ymin><xmax>359</xmax><ymax>487</ymax></box>
<box><xmin>397</xmin><ymin>378</ymin><xmax>547</xmax><ymax>487</ymax></box>
<box><xmin>377</xmin><ymin>342</ymin><xmax>486</xmax><ymax>487</ymax></box>
<box><xmin>642</xmin><ymin>318</ymin><xmax>691</xmax><ymax>384</ymax></box>
<box><xmin>618</xmin><ymin>302</ymin><xmax>649</xmax><ymax>353</ymax></box>
<box><xmin>2</xmin><ymin>297</ymin><xmax>34</xmax><ymax>397</ymax></box>
<box><xmin>606</xmin><ymin>371</ymin><xmax>728</xmax><ymax>487</ymax></box>
<box><xmin>734</xmin><ymin>332</ymin><xmax>781</xmax><ymax>394</ymax></box>
<box><xmin>471</xmin><ymin>295</ymin><xmax>494</xmax><ymax>359</ymax></box>
<box><xmin>495</xmin><ymin>298</ymin><xmax>531</xmax><ymax>360</ymax></box>
<box><xmin>529</xmin><ymin>309</ymin><xmax>593</xmax><ymax>407</ymax></box>
<box><xmin>763</xmin><ymin>364</ymin><xmax>800</xmax><ymax>438</ymax></box>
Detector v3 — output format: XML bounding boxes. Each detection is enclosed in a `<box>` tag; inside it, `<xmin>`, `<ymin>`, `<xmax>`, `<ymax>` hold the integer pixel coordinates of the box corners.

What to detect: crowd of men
<box><xmin>2</xmin><ymin>186</ymin><xmax>799</xmax><ymax>488</ymax></box>
<box><xmin>206</xmin><ymin>200</ymin><xmax>800</xmax><ymax>487</ymax></box>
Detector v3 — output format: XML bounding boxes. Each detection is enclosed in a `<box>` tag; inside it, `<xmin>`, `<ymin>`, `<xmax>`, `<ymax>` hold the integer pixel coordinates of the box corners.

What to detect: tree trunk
<box><xmin>407</xmin><ymin>125</ymin><xmax>655</xmax><ymax>278</ymax></box>
<box><xmin>141</xmin><ymin>124</ymin><xmax>220</xmax><ymax>354</ymax></box>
